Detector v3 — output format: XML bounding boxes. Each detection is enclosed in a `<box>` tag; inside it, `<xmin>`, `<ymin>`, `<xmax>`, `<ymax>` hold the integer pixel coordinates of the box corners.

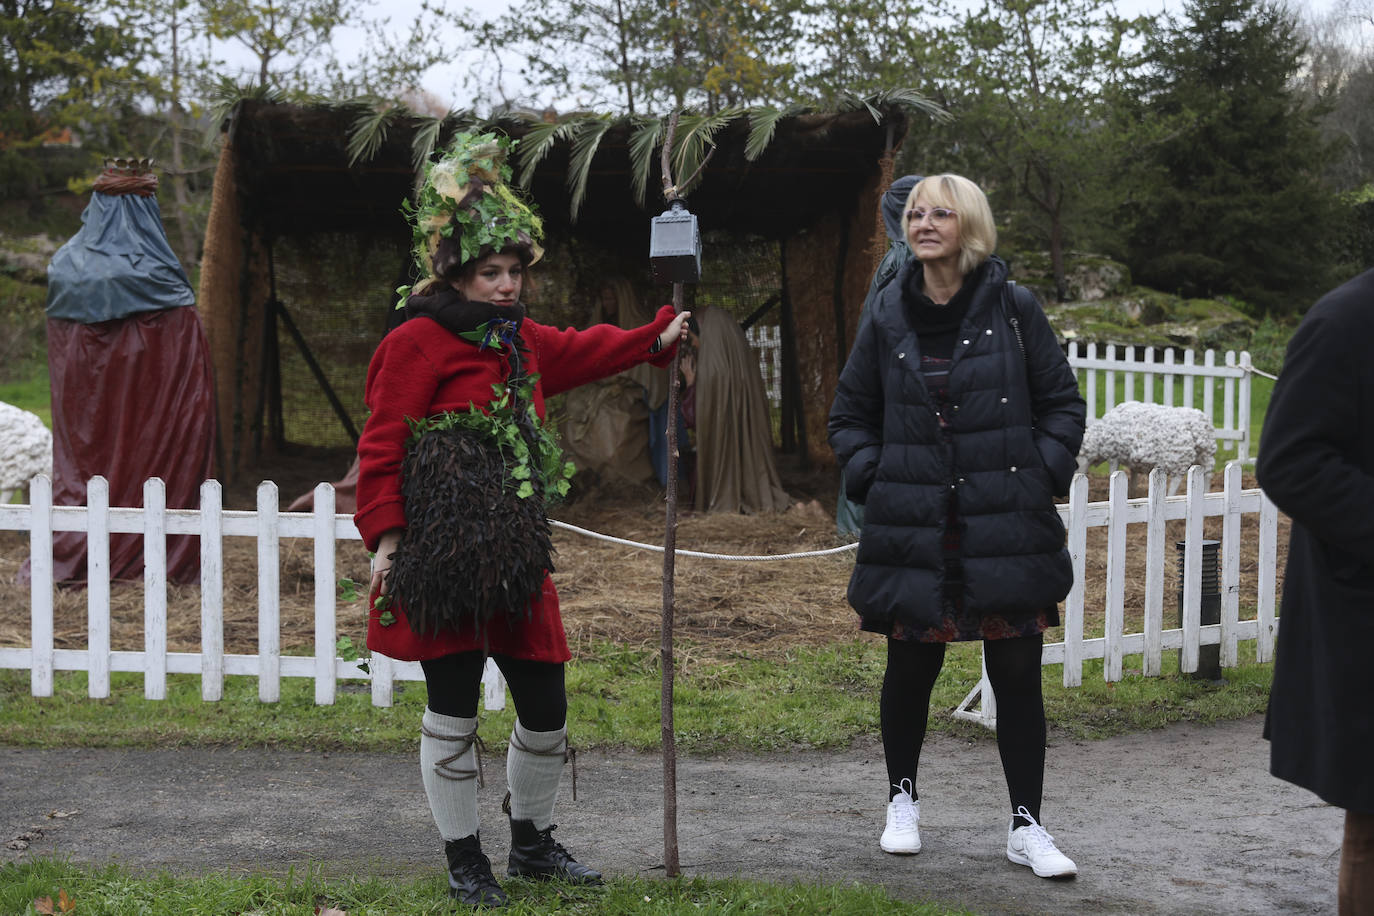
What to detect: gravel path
<box><xmin>1</xmin><ymin>714</ymin><xmax>1341</xmax><ymax>915</ymax></box>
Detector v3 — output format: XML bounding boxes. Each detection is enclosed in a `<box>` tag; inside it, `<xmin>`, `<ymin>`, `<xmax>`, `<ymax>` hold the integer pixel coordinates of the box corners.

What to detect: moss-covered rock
<box><xmin>0</xmin><ymin>233</ymin><xmax>60</xmax><ymax>285</ymax></box>
<box><xmin>1043</xmin><ymin>288</ymin><xmax>1255</xmax><ymax>350</ymax></box>
<box><xmin>1006</xmin><ymin>251</ymin><xmax>1133</xmax><ymax>302</ymax></box>
<box><xmin>1004</xmin><ymin>250</ymin><xmax>1257</xmax><ymax>350</ymax></box>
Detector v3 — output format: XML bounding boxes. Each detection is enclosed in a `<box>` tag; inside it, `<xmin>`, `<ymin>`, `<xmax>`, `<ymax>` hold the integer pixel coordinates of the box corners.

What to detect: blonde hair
<box><xmin>905</xmin><ymin>174</ymin><xmax>997</xmax><ymax>276</ymax></box>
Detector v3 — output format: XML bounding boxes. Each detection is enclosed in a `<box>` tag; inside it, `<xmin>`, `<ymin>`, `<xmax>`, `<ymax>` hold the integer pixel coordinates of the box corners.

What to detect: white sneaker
<box><xmin>880</xmin><ymin>779</ymin><xmax>921</xmax><ymax>854</ymax></box>
<box><xmin>1006</xmin><ymin>806</ymin><xmax>1077</xmax><ymax>877</ymax></box>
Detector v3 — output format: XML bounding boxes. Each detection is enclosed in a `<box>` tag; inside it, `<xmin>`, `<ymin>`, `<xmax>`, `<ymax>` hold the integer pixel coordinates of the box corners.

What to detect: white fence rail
<box><xmin>1067</xmin><ymin>343</ymin><xmax>1254</xmax><ymax>462</ymax></box>
<box><xmin>0</xmin><ymin>476</ymin><xmax>505</xmax><ymax>710</ymax></box>
<box><xmin>956</xmin><ymin>462</ymin><xmax>1280</xmax><ymax>726</ymax></box>
<box><xmin>2</xmin><ymin>465</ymin><xmax>1279</xmax><ymax>717</ymax></box>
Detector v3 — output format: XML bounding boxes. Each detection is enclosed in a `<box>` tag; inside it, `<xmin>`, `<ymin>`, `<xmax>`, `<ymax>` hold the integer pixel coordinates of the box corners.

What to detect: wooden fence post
<box><xmin>143</xmin><ymin>477</ymin><xmax>168</xmax><ymax>700</ymax></box>
<box><xmin>200</xmin><ymin>480</ymin><xmax>224</xmax><ymax>701</ymax></box>
<box><xmin>29</xmin><ymin>475</ymin><xmax>54</xmax><ymax>698</ymax></box>
<box><xmin>258</xmin><ymin>481</ymin><xmax>281</xmax><ymax>703</ymax></box>
<box><xmin>313</xmin><ymin>483</ymin><xmax>336</xmax><ymax>706</ymax></box>
<box><xmin>87</xmin><ymin>476</ymin><xmax>111</xmax><ymax>698</ymax></box>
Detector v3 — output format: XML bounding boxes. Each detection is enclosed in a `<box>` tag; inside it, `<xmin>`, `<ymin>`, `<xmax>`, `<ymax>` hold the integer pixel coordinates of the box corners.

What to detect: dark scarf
<box><xmin>405</xmin><ymin>285</ymin><xmax>526</xmax><ymax>351</ymax></box>
<box><xmin>901</xmin><ymin>260</ymin><xmax>985</xmax><ymax>336</ymax></box>
<box><xmin>405</xmin><ymin>284</ymin><xmax>529</xmax><ymax>387</ymax></box>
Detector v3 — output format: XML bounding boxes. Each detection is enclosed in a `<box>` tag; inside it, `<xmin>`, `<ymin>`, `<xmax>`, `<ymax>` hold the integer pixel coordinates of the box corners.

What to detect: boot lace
<box><xmin>533</xmin><ymin>824</ymin><xmax>576</xmax><ymax>864</ymax></box>
<box><xmin>422</xmin><ymin>722</ymin><xmax>486</xmax><ymax>786</ymax></box>
<box><xmin>450</xmin><ymin>843</ymin><xmax>501</xmax><ymax>891</ymax></box>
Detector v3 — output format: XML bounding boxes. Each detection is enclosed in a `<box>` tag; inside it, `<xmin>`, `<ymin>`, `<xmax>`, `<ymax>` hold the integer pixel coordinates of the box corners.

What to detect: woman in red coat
<box><xmin>354</xmin><ymin>131</ymin><xmax>689</xmax><ymax>907</ymax></box>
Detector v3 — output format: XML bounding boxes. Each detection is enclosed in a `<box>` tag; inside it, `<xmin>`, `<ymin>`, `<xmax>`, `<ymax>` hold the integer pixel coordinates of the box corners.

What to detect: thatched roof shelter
<box><xmin>199</xmin><ymin>98</ymin><xmax>914</xmax><ymax>481</ymax></box>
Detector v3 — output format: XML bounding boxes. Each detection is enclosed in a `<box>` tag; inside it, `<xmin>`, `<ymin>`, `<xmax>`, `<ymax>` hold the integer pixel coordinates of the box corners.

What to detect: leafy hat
<box><xmin>401</xmin><ymin>130</ymin><xmax>544</xmax><ymax>300</ymax></box>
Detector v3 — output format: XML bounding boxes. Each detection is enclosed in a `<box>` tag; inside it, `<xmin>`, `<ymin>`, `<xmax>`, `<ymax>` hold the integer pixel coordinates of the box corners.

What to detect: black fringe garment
<box><xmin>386</xmin><ymin>424</ymin><xmax>555</xmax><ymax>637</ymax></box>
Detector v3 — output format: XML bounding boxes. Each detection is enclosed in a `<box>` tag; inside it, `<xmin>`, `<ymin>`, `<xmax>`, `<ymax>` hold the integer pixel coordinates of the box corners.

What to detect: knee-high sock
<box><xmin>506</xmin><ymin>721</ymin><xmax>567</xmax><ymax>830</ymax></box>
<box><xmin>420</xmin><ymin>708</ymin><xmax>482</xmax><ymax>841</ymax></box>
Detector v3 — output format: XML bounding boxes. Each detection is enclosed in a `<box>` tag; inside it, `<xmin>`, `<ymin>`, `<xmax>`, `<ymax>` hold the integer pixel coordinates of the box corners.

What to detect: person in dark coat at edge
<box><xmin>828</xmin><ymin>173</ymin><xmax>1086</xmax><ymax>878</ymax></box>
<box><xmin>836</xmin><ymin>173</ymin><xmax>921</xmax><ymax>539</ymax></box>
<box><xmin>354</xmin><ymin>131</ymin><xmax>690</xmax><ymax>907</ymax></box>
<box><xmin>1254</xmin><ymin>267</ymin><xmax>1374</xmax><ymax>915</ymax></box>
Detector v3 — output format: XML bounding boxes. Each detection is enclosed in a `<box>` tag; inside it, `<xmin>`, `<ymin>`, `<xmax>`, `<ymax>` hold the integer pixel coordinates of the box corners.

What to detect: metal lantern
<box><xmin>649</xmin><ymin>199</ymin><xmax>701</xmax><ymax>284</ymax></box>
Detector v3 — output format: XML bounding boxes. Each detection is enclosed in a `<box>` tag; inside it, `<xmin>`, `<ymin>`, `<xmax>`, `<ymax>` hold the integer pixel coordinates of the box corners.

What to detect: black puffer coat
<box><xmin>828</xmin><ymin>255</ymin><xmax>1085</xmax><ymax>630</ymax></box>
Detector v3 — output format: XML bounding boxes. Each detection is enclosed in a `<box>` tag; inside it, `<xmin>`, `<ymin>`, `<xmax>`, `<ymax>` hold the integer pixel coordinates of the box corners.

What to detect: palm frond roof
<box><xmin>223</xmin><ymin>94</ymin><xmax>928</xmax><ymax>241</ymax></box>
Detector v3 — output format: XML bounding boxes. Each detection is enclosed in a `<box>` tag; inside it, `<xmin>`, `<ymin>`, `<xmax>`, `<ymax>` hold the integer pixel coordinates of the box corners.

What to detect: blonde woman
<box><xmin>829</xmin><ymin>174</ymin><xmax>1086</xmax><ymax>878</ymax></box>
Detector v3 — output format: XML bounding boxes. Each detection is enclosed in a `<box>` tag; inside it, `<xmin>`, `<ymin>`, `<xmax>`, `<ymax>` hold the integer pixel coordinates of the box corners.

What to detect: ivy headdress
<box><xmin>401</xmin><ymin>130</ymin><xmax>545</xmax><ymax>302</ymax></box>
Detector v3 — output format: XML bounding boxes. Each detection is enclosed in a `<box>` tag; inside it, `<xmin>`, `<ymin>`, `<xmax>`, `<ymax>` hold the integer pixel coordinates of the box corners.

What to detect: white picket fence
<box><xmin>0</xmin><ymin>476</ymin><xmax>505</xmax><ymax>710</ymax></box>
<box><xmin>1</xmin><ymin>464</ymin><xmax>1279</xmax><ymax>717</ymax></box>
<box><xmin>955</xmin><ymin>461</ymin><xmax>1280</xmax><ymax>726</ymax></box>
<box><xmin>1067</xmin><ymin>343</ymin><xmax>1254</xmax><ymax>461</ymax></box>
<box><xmin>745</xmin><ymin>324</ymin><xmax>782</xmax><ymax>407</ymax></box>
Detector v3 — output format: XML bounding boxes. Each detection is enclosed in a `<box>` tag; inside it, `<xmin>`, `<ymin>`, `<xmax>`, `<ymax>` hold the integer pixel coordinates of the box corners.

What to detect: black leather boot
<box><xmin>445</xmin><ymin>834</ymin><xmax>509</xmax><ymax>907</ymax></box>
<box><xmin>506</xmin><ymin>818</ymin><xmax>603</xmax><ymax>884</ymax></box>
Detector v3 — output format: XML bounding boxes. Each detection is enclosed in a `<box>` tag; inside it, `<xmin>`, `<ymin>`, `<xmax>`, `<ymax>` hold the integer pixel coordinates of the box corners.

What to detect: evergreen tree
<box><xmin>0</xmin><ymin>0</ymin><xmax>146</xmax><ymax>195</ymax></box>
<box><xmin>1120</xmin><ymin>0</ymin><xmax>1344</xmax><ymax>314</ymax></box>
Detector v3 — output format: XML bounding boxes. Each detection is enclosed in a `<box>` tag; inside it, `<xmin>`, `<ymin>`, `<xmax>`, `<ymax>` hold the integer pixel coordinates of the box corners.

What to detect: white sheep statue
<box><xmin>0</xmin><ymin>400</ymin><xmax>53</xmax><ymax>505</ymax></box>
<box><xmin>1077</xmin><ymin>400</ymin><xmax>1217</xmax><ymax>496</ymax></box>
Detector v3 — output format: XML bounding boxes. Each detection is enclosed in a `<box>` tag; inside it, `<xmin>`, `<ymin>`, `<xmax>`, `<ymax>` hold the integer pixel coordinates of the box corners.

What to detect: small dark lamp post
<box><xmin>649</xmin><ymin>199</ymin><xmax>701</xmax><ymax>284</ymax></box>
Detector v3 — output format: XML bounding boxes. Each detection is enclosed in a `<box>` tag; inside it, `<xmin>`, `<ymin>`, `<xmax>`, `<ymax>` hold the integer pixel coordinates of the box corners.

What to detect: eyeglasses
<box><xmin>907</xmin><ymin>207</ymin><xmax>957</xmax><ymax>225</ymax></box>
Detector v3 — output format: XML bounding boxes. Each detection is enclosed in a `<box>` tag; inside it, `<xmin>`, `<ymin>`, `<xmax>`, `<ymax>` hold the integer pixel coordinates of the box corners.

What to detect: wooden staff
<box><xmin>657</xmin><ymin>110</ymin><xmax>713</xmax><ymax>878</ymax></box>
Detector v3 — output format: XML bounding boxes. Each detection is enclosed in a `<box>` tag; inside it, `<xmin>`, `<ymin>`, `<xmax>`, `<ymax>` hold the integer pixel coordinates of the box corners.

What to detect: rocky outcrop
<box><xmin>0</xmin><ymin>234</ymin><xmax>61</xmax><ymax>284</ymax></box>
<box><xmin>1008</xmin><ymin>251</ymin><xmax>1258</xmax><ymax>351</ymax></box>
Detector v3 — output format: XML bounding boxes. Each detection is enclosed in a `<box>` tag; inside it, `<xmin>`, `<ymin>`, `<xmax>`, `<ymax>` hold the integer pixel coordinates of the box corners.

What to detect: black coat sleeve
<box><xmin>1256</xmin><ymin>304</ymin><xmax>1374</xmax><ymax>562</ymax></box>
<box><xmin>1017</xmin><ymin>287</ymin><xmax>1086</xmax><ymax>496</ymax></box>
<box><xmin>828</xmin><ymin>312</ymin><xmax>885</xmax><ymax>504</ymax></box>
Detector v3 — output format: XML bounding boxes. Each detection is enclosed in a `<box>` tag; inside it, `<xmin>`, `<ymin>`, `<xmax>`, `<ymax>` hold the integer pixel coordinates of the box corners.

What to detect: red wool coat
<box><xmin>354</xmin><ymin>304</ymin><xmax>678</xmax><ymax>662</ymax></box>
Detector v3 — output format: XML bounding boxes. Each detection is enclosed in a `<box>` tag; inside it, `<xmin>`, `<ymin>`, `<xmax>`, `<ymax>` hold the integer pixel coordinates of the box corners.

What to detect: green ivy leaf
<box><xmin>337</xmin><ymin>577</ymin><xmax>360</xmax><ymax>602</ymax></box>
<box><xmin>517</xmin><ymin>480</ymin><xmax>534</xmax><ymax>499</ymax></box>
<box><xmin>379</xmin><ymin>611</ymin><xmax>396</xmax><ymax>627</ymax></box>
<box><xmin>374</xmin><ymin>593</ymin><xmax>394</xmax><ymax>611</ymax></box>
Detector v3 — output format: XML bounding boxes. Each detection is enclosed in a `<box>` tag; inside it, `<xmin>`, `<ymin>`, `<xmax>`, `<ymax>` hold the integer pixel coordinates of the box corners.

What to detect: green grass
<box><xmin>0</xmin><ymin>365</ymin><xmax>51</xmax><ymax>426</ymax></box>
<box><xmin>0</xmin><ymin>638</ymin><xmax>1272</xmax><ymax>753</ymax></box>
<box><xmin>0</xmin><ymin>860</ymin><xmax>968</xmax><ymax>916</ymax></box>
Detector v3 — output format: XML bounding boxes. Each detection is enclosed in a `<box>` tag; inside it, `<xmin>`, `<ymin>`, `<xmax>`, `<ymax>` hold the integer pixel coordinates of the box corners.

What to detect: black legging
<box><xmin>421</xmin><ymin>651</ymin><xmax>567</xmax><ymax>732</ymax></box>
<box><xmin>881</xmin><ymin>633</ymin><xmax>1046</xmax><ymax>827</ymax></box>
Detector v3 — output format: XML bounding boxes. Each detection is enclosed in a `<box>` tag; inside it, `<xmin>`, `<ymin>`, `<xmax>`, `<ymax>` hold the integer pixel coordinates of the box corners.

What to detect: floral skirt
<box><xmin>862</xmin><ymin>563</ymin><xmax>1057</xmax><ymax>643</ymax></box>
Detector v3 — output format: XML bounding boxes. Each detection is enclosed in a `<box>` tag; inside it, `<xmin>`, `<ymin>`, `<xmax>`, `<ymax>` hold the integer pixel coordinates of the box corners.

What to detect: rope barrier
<box><xmin>548</xmin><ymin>518</ymin><xmax>858</xmax><ymax>561</ymax></box>
<box><xmin>1243</xmin><ymin>364</ymin><xmax>1279</xmax><ymax>381</ymax></box>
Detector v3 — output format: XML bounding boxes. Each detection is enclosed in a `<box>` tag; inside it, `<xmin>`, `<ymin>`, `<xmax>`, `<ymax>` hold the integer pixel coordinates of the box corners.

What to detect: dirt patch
<box><xmin>0</xmin><ymin>454</ymin><xmax>1288</xmax><ymax>668</ymax></box>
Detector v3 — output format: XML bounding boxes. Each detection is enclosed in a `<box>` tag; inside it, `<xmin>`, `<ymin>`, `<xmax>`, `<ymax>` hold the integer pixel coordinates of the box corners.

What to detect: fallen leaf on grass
<box><xmin>314</xmin><ymin>907</ymin><xmax>349</xmax><ymax>915</ymax></box>
<box><xmin>33</xmin><ymin>889</ymin><xmax>75</xmax><ymax>913</ymax></box>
